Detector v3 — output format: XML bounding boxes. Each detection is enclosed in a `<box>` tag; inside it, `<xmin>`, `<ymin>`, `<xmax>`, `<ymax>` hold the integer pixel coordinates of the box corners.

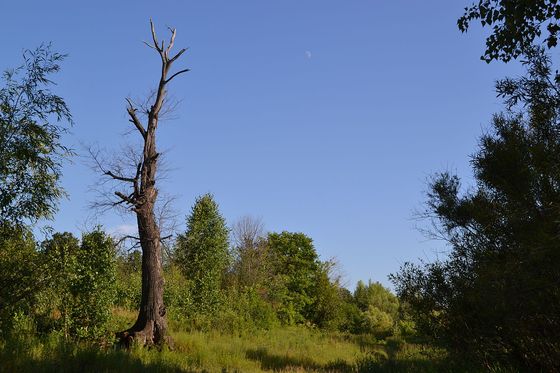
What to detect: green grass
<box><xmin>0</xmin><ymin>309</ymin><xmax>489</xmax><ymax>372</ymax></box>
<box><xmin>0</xmin><ymin>329</ymin><xmax>478</xmax><ymax>372</ymax></box>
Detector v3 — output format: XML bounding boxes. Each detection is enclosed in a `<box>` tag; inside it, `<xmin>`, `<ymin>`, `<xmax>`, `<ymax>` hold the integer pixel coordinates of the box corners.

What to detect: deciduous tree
<box><xmin>391</xmin><ymin>49</ymin><xmax>560</xmax><ymax>370</ymax></box>
<box><xmin>0</xmin><ymin>45</ymin><xmax>72</xmax><ymax>225</ymax></box>
<box><xmin>459</xmin><ymin>1</ymin><xmax>560</xmax><ymax>61</ymax></box>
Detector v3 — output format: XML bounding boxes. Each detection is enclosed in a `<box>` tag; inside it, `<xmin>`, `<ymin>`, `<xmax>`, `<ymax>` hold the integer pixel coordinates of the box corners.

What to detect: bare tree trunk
<box><xmin>95</xmin><ymin>20</ymin><xmax>189</xmax><ymax>347</ymax></box>
<box><xmin>119</xmin><ymin>203</ymin><xmax>169</xmax><ymax>346</ymax></box>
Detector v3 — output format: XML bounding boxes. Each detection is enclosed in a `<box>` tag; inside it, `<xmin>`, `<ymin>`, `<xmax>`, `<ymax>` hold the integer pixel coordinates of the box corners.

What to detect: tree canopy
<box><xmin>459</xmin><ymin>1</ymin><xmax>560</xmax><ymax>62</ymax></box>
<box><xmin>175</xmin><ymin>194</ymin><xmax>230</xmax><ymax>313</ymax></box>
<box><xmin>0</xmin><ymin>44</ymin><xmax>72</xmax><ymax>225</ymax></box>
<box><xmin>391</xmin><ymin>48</ymin><xmax>560</xmax><ymax>370</ymax></box>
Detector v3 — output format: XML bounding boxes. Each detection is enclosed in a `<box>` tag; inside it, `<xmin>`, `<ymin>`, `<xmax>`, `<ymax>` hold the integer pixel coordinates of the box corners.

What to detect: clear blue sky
<box><xmin>1</xmin><ymin>1</ymin><xmax>524</xmax><ymax>288</ymax></box>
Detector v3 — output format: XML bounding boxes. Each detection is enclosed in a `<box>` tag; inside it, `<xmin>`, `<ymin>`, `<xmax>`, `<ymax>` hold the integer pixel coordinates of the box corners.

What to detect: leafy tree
<box><xmin>391</xmin><ymin>49</ymin><xmax>560</xmax><ymax>370</ymax></box>
<box><xmin>175</xmin><ymin>194</ymin><xmax>230</xmax><ymax>313</ymax></box>
<box><xmin>354</xmin><ymin>280</ymin><xmax>399</xmax><ymax>318</ymax></box>
<box><xmin>114</xmin><ymin>250</ymin><xmax>142</xmax><ymax>310</ymax></box>
<box><xmin>309</xmin><ymin>261</ymin><xmax>345</xmax><ymax>330</ymax></box>
<box><xmin>352</xmin><ymin>280</ymin><xmax>399</xmax><ymax>337</ymax></box>
<box><xmin>337</xmin><ymin>288</ymin><xmax>363</xmax><ymax>334</ymax></box>
<box><xmin>0</xmin><ymin>224</ymin><xmax>41</xmax><ymax>335</ymax></box>
<box><xmin>41</xmin><ymin>229</ymin><xmax>116</xmax><ymax>340</ymax></box>
<box><xmin>267</xmin><ymin>231</ymin><xmax>320</xmax><ymax>324</ymax></box>
<box><xmin>41</xmin><ymin>232</ymin><xmax>80</xmax><ymax>338</ymax></box>
<box><xmin>69</xmin><ymin>229</ymin><xmax>116</xmax><ymax>339</ymax></box>
<box><xmin>458</xmin><ymin>1</ymin><xmax>560</xmax><ymax>62</ymax></box>
<box><xmin>0</xmin><ymin>44</ymin><xmax>72</xmax><ymax>225</ymax></box>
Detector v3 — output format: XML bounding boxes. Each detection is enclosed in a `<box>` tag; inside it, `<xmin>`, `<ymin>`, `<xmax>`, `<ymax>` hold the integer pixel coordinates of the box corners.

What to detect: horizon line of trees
<box><xmin>0</xmin><ymin>193</ymin><xmax>407</xmax><ymax>342</ymax></box>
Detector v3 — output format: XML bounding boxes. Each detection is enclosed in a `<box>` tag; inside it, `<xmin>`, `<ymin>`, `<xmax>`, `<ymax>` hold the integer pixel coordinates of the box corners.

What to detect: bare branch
<box><xmin>150</xmin><ymin>18</ymin><xmax>161</xmax><ymax>52</ymax></box>
<box><xmin>165</xmin><ymin>68</ymin><xmax>190</xmax><ymax>84</ymax></box>
<box><xmin>166</xmin><ymin>27</ymin><xmax>176</xmax><ymax>56</ymax></box>
<box><xmin>105</xmin><ymin>170</ymin><xmax>135</xmax><ymax>183</ymax></box>
<box><xmin>115</xmin><ymin>191</ymin><xmax>136</xmax><ymax>205</ymax></box>
<box><xmin>169</xmin><ymin>48</ymin><xmax>187</xmax><ymax>64</ymax></box>
<box><xmin>126</xmin><ymin>98</ymin><xmax>147</xmax><ymax>138</ymax></box>
<box><xmin>142</xmin><ymin>41</ymin><xmax>156</xmax><ymax>50</ymax></box>
<box><xmin>116</xmin><ymin>234</ymin><xmax>140</xmax><ymax>247</ymax></box>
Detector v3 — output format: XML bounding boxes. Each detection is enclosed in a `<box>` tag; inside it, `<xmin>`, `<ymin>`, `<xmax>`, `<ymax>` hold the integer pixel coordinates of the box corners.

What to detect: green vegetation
<box><xmin>175</xmin><ymin>194</ymin><xmax>230</xmax><ymax>314</ymax></box>
<box><xmin>459</xmin><ymin>0</ymin><xmax>560</xmax><ymax>62</ymax></box>
<box><xmin>391</xmin><ymin>48</ymin><xmax>560</xmax><ymax>371</ymax></box>
<box><xmin>0</xmin><ymin>318</ymin><xmax>471</xmax><ymax>372</ymax></box>
<box><xmin>0</xmin><ymin>45</ymin><xmax>72</xmax><ymax>226</ymax></box>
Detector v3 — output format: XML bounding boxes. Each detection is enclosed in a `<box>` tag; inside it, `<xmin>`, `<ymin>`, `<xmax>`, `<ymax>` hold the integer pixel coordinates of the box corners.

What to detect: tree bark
<box><xmin>118</xmin><ymin>201</ymin><xmax>170</xmax><ymax>346</ymax></box>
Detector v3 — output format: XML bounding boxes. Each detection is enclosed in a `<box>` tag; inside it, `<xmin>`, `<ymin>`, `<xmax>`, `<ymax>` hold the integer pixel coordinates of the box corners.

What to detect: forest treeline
<box><xmin>0</xmin><ymin>194</ymin><xmax>407</xmax><ymax>342</ymax></box>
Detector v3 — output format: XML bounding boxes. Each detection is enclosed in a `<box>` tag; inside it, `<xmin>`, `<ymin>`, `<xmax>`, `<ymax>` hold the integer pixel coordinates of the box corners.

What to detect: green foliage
<box><xmin>392</xmin><ymin>49</ymin><xmax>560</xmax><ymax>371</ymax></box>
<box><xmin>163</xmin><ymin>264</ymin><xmax>193</xmax><ymax>326</ymax></box>
<box><xmin>201</xmin><ymin>287</ymin><xmax>279</xmax><ymax>334</ymax></box>
<box><xmin>41</xmin><ymin>231</ymin><xmax>80</xmax><ymax>337</ymax></box>
<box><xmin>175</xmin><ymin>194</ymin><xmax>230</xmax><ymax>314</ymax></box>
<box><xmin>309</xmin><ymin>261</ymin><xmax>345</xmax><ymax>330</ymax></box>
<box><xmin>70</xmin><ymin>229</ymin><xmax>116</xmax><ymax>339</ymax></box>
<box><xmin>41</xmin><ymin>229</ymin><xmax>116</xmax><ymax>340</ymax></box>
<box><xmin>351</xmin><ymin>280</ymin><xmax>399</xmax><ymax>337</ymax></box>
<box><xmin>458</xmin><ymin>0</ymin><xmax>560</xmax><ymax>62</ymax></box>
<box><xmin>114</xmin><ymin>250</ymin><xmax>142</xmax><ymax>310</ymax></box>
<box><xmin>267</xmin><ymin>231</ymin><xmax>320</xmax><ymax>324</ymax></box>
<box><xmin>361</xmin><ymin>306</ymin><xmax>393</xmax><ymax>338</ymax></box>
<box><xmin>354</xmin><ymin>281</ymin><xmax>399</xmax><ymax>318</ymax></box>
<box><xmin>0</xmin><ymin>44</ymin><xmax>72</xmax><ymax>225</ymax></box>
<box><xmin>0</xmin><ymin>224</ymin><xmax>41</xmax><ymax>335</ymax></box>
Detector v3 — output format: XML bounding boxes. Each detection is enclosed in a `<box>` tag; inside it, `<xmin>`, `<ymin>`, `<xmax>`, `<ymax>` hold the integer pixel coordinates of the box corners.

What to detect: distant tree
<box><xmin>391</xmin><ymin>49</ymin><xmax>560</xmax><ymax>370</ymax></box>
<box><xmin>354</xmin><ymin>280</ymin><xmax>399</xmax><ymax>317</ymax></box>
<box><xmin>0</xmin><ymin>44</ymin><xmax>72</xmax><ymax>225</ymax></box>
<box><xmin>458</xmin><ymin>1</ymin><xmax>560</xmax><ymax>62</ymax></box>
<box><xmin>353</xmin><ymin>280</ymin><xmax>399</xmax><ymax>337</ymax></box>
<box><xmin>231</xmin><ymin>215</ymin><xmax>265</xmax><ymax>252</ymax></box>
<box><xmin>229</xmin><ymin>216</ymin><xmax>270</xmax><ymax>289</ymax></box>
<box><xmin>267</xmin><ymin>231</ymin><xmax>320</xmax><ymax>324</ymax></box>
<box><xmin>175</xmin><ymin>194</ymin><xmax>230</xmax><ymax>313</ymax></box>
<box><xmin>309</xmin><ymin>260</ymin><xmax>345</xmax><ymax>330</ymax></box>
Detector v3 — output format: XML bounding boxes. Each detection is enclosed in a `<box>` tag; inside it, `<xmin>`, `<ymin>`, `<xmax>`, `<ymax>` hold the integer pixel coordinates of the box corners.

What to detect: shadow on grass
<box><xmin>246</xmin><ymin>347</ymin><xmax>354</xmax><ymax>372</ymax></box>
<box><xmin>1</xmin><ymin>341</ymin><xmax>195</xmax><ymax>373</ymax></box>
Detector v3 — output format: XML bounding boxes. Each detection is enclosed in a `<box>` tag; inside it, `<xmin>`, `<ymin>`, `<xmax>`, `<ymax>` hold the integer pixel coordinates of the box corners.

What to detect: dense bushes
<box><xmin>0</xmin><ymin>227</ymin><xmax>116</xmax><ymax>341</ymax></box>
<box><xmin>0</xmin><ymin>194</ymin><xmax>406</xmax><ymax>343</ymax></box>
<box><xmin>0</xmin><ymin>224</ymin><xmax>42</xmax><ymax>336</ymax></box>
<box><xmin>108</xmin><ymin>197</ymin><xmax>407</xmax><ymax>339</ymax></box>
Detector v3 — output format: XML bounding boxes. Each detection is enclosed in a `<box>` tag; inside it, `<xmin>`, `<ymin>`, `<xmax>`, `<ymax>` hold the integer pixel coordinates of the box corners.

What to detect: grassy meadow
<box><xmin>0</xmin><ymin>309</ymin><xmax>453</xmax><ymax>372</ymax></box>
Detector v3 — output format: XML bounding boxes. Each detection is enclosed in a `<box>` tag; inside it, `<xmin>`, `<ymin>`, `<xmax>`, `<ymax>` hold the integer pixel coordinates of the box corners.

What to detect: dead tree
<box><xmin>100</xmin><ymin>20</ymin><xmax>189</xmax><ymax>347</ymax></box>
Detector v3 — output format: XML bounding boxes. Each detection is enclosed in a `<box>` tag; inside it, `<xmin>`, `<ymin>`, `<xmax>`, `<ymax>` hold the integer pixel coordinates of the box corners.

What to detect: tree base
<box><xmin>117</xmin><ymin>324</ymin><xmax>174</xmax><ymax>349</ymax></box>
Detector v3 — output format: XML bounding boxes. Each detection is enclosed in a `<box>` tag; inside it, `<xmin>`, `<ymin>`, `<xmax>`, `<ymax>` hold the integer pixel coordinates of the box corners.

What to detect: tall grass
<box><xmin>0</xmin><ymin>309</ymin><xmax>496</xmax><ymax>372</ymax></box>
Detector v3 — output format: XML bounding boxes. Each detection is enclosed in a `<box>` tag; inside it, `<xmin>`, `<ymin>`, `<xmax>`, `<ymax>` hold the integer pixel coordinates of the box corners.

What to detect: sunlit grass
<box><xmin>0</xmin><ymin>309</ymin><xmax>488</xmax><ymax>372</ymax></box>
